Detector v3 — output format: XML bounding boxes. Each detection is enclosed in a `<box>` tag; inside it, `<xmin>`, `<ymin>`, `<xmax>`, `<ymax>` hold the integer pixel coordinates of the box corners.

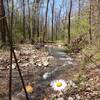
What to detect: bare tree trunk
<box><xmin>9</xmin><ymin>0</ymin><xmax>14</xmax><ymax>99</ymax></box>
<box><xmin>67</xmin><ymin>0</ymin><xmax>72</xmax><ymax>44</ymax></box>
<box><xmin>23</xmin><ymin>0</ymin><xmax>26</xmax><ymax>39</ymax></box>
<box><xmin>10</xmin><ymin>0</ymin><xmax>14</xmax><ymax>39</ymax></box>
<box><xmin>78</xmin><ymin>0</ymin><xmax>81</xmax><ymax>21</ymax></box>
<box><xmin>37</xmin><ymin>11</ymin><xmax>40</xmax><ymax>38</ymax></box>
<box><xmin>27</xmin><ymin>0</ymin><xmax>31</xmax><ymax>40</ymax></box>
<box><xmin>51</xmin><ymin>0</ymin><xmax>55</xmax><ymax>41</ymax></box>
<box><xmin>0</xmin><ymin>0</ymin><xmax>7</xmax><ymax>44</ymax></box>
<box><xmin>34</xmin><ymin>0</ymin><xmax>40</xmax><ymax>41</ymax></box>
<box><xmin>7</xmin><ymin>0</ymin><xmax>10</xmax><ymax>29</ymax></box>
<box><xmin>98</xmin><ymin>0</ymin><xmax>100</xmax><ymax>27</ymax></box>
<box><xmin>77</xmin><ymin>0</ymin><xmax>81</xmax><ymax>34</ymax></box>
<box><xmin>55</xmin><ymin>15</ymin><xmax>58</xmax><ymax>40</ymax></box>
<box><xmin>57</xmin><ymin>0</ymin><xmax>64</xmax><ymax>40</ymax></box>
<box><xmin>43</xmin><ymin>0</ymin><xmax>49</xmax><ymax>42</ymax></box>
<box><xmin>89</xmin><ymin>0</ymin><xmax>92</xmax><ymax>45</ymax></box>
<box><xmin>31</xmin><ymin>1</ymin><xmax>36</xmax><ymax>42</ymax></box>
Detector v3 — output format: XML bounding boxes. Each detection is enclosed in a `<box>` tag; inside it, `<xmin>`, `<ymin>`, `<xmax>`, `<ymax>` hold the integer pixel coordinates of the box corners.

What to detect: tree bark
<box><xmin>98</xmin><ymin>0</ymin><xmax>100</xmax><ymax>27</ymax></box>
<box><xmin>0</xmin><ymin>0</ymin><xmax>7</xmax><ymax>44</ymax></box>
<box><xmin>23</xmin><ymin>0</ymin><xmax>26</xmax><ymax>39</ymax></box>
<box><xmin>67</xmin><ymin>0</ymin><xmax>72</xmax><ymax>44</ymax></box>
<box><xmin>89</xmin><ymin>0</ymin><xmax>92</xmax><ymax>45</ymax></box>
<box><xmin>78</xmin><ymin>0</ymin><xmax>81</xmax><ymax>21</ymax></box>
<box><xmin>27</xmin><ymin>0</ymin><xmax>31</xmax><ymax>40</ymax></box>
<box><xmin>43</xmin><ymin>0</ymin><xmax>49</xmax><ymax>42</ymax></box>
<box><xmin>51</xmin><ymin>0</ymin><xmax>55</xmax><ymax>41</ymax></box>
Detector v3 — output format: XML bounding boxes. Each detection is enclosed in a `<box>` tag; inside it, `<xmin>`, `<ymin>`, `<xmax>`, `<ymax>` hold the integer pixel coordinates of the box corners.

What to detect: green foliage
<box><xmin>71</xmin><ymin>17</ymin><xmax>89</xmax><ymax>39</ymax></box>
<box><xmin>13</xmin><ymin>21</ymin><xmax>24</xmax><ymax>42</ymax></box>
<box><xmin>14</xmin><ymin>32</ymin><xmax>23</xmax><ymax>42</ymax></box>
<box><xmin>64</xmin><ymin>46</ymin><xmax>73</xmax><ymax>53</ymax></box>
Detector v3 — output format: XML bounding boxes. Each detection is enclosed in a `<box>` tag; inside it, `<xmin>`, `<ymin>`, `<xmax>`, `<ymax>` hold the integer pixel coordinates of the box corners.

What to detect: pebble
<box><xmin>66</xmin><ymin>57</ymin><xmax>73</xmax><ymax>61</ymax></box>
<box><xmin>75</xmin><ymin>94</ymin><xmax>81</xmax><ymax>100</ymax></box>
<box><xmin>47</xmin><ymin>56</ymin><xmax>54</xmax><ymax>59</ymax></box>
<box><xmin>58</xmin><ymin>45</ymin><xmax>62</xmax><ymax>47</ymax></box>
<box><xmin>12</xmin><ymin>63</ymin><xmax>16</xmax><ymax>69</ymax></box>
<box><xmin>0</xmin><ymin>67</ymin><xmax>6</xmax><ymax>70</ymax></box>
<box><xmin>67</xmin><ymin>61</ymin><xmax>73</xmax><ymax>65</ymax></box>
<box><xmin>43</xmin><ymin>61</ymin><xmax>49</xmax><ymax>66</ymax></box>
<box><xmin>43</xmin><ymin>72</ymin><xmax>50</xmax><ymax>79</ymax></box>
<box><xmin>36</xmin><ymin>62</ymin><xmax>42</xmax><ymax>66</ymax></box>
<box><xmin>68</xmin><ymin>97</ymin><xmax>74</xmax><ymax>100</ymax></box>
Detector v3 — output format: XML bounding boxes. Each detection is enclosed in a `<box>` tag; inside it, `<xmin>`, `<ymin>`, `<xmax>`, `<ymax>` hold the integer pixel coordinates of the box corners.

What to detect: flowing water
<box><xmin>37</xmin><ymin>46</ymin><xmax>77</xmax><ymax>85</ymax></box>
<box><xmin>1</xmin><ymin>45</ymin><xmax>77</xmax><ymax>100</ymax></box>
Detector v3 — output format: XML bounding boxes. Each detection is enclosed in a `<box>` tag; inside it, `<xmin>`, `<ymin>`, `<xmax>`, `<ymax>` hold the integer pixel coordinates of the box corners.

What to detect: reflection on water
<box><xmin>39</xmin><ymin>46</ymin><xmax>76</xmax><ymax>83</ymax></box>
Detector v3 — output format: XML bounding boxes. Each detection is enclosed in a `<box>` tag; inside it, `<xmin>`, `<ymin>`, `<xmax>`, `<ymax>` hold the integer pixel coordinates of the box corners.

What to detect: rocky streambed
<box><xmin>0</xmin><ymin>44</ymin><xmax>80</xmax><ymax>100</ymax></box>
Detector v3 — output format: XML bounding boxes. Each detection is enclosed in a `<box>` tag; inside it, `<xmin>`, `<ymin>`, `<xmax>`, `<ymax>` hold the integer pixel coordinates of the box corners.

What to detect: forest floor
<box><xmin>0</xmin><ymin>43</ymin><xmax>100</xmax><ymax>100</ymax></box>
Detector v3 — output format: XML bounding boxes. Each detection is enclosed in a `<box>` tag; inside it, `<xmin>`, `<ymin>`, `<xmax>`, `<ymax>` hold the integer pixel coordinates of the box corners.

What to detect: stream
<box><xmin>1</xmin><ymin>45</ymin><xmax>78</xmax><ymax>100</ymax></box>
<box><xmin>37</xmin><ymin>46</ymin><xmax>77</xmax><ymax>85</ymax></box>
